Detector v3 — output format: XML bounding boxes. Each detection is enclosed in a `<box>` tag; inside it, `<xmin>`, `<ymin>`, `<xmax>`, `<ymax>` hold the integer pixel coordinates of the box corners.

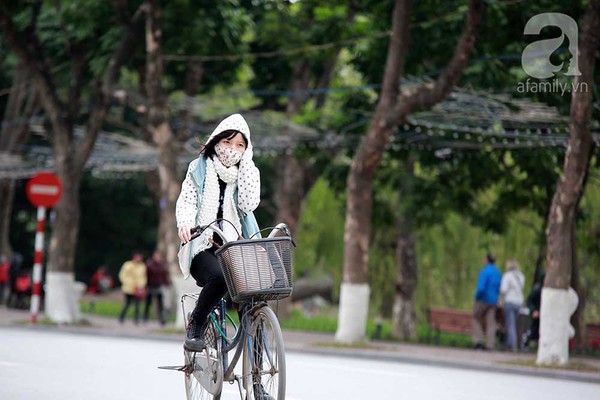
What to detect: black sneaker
<box><xmin>253</xmin><ymin>383</ymin><xmax>275</xmax><ymax>400</ymax></box>
<box><xmin>184</xmin><ymin>319</ymin><xmax>206</xmax><ymax>352</ymax></box>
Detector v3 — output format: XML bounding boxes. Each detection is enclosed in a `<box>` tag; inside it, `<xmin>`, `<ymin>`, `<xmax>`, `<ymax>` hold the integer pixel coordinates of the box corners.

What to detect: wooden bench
<box><xmin>427</xmin><ymin>307</ymin><xmax>473</xmax><ymax>344</ymax></box>
<box><xmin>429</xmin><ymin>308</ymin><xmax>600</xmax><ymax>350</ymax></box>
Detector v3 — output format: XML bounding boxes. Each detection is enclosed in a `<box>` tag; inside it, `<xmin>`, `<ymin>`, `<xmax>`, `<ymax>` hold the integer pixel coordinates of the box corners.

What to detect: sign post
<box><xmin>26</xmin><ymin>172</ymin><xmax>62</xmax><ymax>323</ymax></box>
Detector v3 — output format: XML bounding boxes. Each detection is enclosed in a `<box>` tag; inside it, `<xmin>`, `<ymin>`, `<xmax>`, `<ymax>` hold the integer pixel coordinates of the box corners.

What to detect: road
<box><xmin>1</xmin><ymin>327</ymin><xmax>598</xmax><ymax>400</ymax></box>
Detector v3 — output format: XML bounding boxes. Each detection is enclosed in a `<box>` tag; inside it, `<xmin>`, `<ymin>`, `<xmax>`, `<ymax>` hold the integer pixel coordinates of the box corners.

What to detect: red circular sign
<box><xmin>26</xmin><ymin>172</ymin><xmax>62</xmax><ymax>207</ymax></box>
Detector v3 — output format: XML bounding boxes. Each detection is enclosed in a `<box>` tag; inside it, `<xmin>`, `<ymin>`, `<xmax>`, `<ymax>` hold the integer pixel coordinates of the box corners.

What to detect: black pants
<box><xmin>144</xmin><ymin>289</ymin><xmax>165</xmax><ymax>324</ymax></box>
<box><xmin>189</xmin><ymin>248</ymin><xmax>228</xmax><ymax>326</ymax></box>
<box><xmin>119</xmin><ymin>294</ymin><xmax>141</xmax><ymax>323</ymax></box>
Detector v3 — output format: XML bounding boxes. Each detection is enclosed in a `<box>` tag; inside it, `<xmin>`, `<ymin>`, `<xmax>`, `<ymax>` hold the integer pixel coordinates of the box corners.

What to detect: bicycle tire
<box><xmin>242</xmin><ymin>306</ymin><xmax>286</xmax><ymax>400</ymax></box>
<box><xmin>184</xmin><ymin>322</ymin><xmax>223</xmax><ymax>400</ymax></box>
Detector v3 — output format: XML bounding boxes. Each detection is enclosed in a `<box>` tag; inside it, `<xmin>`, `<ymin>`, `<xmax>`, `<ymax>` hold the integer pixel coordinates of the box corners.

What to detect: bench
<box><xmin>427</xmin><ymin>307</ymin><xmax>473</xmax><ymax>344</ymax></box>
<box><xmin>429</xmin><ymin>307</ymin><xmax>600</xmax><ymax>350</ymax></box>
<box><xmin>427</xmin><ymin>307</ymin><xmax>511</xmax><ymax>345</ymax></box>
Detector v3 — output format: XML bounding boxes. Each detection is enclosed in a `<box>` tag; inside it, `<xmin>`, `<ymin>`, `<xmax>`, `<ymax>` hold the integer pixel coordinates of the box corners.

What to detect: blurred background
<box><xmin>0</xmin><ymin>0</ymin><xmax>598</xmax><ymax>351</ymax></box>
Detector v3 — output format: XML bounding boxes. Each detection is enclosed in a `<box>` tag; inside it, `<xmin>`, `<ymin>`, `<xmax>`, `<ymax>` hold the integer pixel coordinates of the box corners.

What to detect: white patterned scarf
<box><xmin>196</xmin><ymin>156</ymin><xmax>242</xmax><ymax>249</ymax></box>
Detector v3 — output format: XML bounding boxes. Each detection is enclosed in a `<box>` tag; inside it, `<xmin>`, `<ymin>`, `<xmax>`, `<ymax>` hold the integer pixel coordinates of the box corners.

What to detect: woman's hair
<box><xmin>506</xmin><ymin>259</ymin><xmax>520</xmax><ymax>271</ymax></box>
<box><xmin>201</xmin><ymin>130</ymin><xmax>248</xmax><ymax>158</ymax></box>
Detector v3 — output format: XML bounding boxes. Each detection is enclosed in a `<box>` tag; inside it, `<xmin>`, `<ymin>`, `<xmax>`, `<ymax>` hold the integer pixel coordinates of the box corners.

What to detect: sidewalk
<box><xmin>1</xmin><ymin>306</ymin><xmax>599</xmax><ymax>384</ymax></box>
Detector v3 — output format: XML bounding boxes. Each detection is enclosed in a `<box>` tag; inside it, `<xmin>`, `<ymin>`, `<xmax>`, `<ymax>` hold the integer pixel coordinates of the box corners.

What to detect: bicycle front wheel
<box><xmin>184</xmin><ymin>322</ymin><xmax>223</xmax><ymax>400</ymax></box>
<box><xmin>243</xmin><ymin>305</ymin><xmax>286</xmax><ymax>400</ymax></box>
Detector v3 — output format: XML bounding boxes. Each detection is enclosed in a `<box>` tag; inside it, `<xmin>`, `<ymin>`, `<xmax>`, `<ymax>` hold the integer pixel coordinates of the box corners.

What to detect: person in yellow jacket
<box><xmin>118</xmin><ymin>251</ymin><xmax>147</xmax><ymax>324</ymax></box>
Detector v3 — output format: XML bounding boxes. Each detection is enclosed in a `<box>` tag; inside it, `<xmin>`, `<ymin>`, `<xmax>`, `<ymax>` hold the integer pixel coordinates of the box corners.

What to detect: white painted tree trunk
<box><xmin>335</xmin><ymin>283</ymin><xmax>370</xmax><ymax>343</ymax></box>
<box><xmin>536</xmin><ymin>287</ymin><xmax>578</xmax><ymax>366</ymax></box>
<box><xmin>45</xmin><ymin>272</ymin><xmax>85</xmax><ymax>324</ymax></box>
<box><xmin>172</xmin><ymin>274</ymin><xmax>201</xmax><ymax>329</ymax></box>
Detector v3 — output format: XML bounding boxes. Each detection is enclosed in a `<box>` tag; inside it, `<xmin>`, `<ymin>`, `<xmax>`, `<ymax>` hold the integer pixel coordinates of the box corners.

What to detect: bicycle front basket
<box><xmin>215</xmin><ymin>237</ymin><xmax>293</xmax><ymax>302</ymax></box>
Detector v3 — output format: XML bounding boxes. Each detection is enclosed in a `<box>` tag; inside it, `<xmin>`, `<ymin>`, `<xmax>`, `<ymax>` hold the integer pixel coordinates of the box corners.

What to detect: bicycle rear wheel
<box><xmin>243</xmin><ymin>306</ymin><xmax>286</xmax><ymax>400</ymax></box>
<box><xmin>184</xmin><ymin>322</ymin><xmax>223</xmax><ymax>400</ymax></box>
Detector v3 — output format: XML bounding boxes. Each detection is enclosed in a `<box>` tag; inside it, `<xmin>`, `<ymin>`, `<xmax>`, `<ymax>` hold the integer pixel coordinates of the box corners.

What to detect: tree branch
<box><xmin>0</xmin><ymin>10</ymin><xmax>67</xmax><ymax>127</ymax></box>
<box><xmin>75</xmin><ymin>81</ymin><xmax>105</xmax><ymax>173</ymax></box>
<box><xmin>380</xmin><ymin>0</ymin><xmax>412</xmax><ymax>103</ymax></box>
<box><xmin>51</xmin><ymin>0</ymin><xmax>73</xmax><ymax>55</ymax></box>
<box><xmin>106</xmin><ymin>0</ymin><xmax>145</xmax><ymax>90</ymax></box>
<box><xmin>392</xmin><ymin>0</ymin><xmax>485</xmax><ymax>121</ymax></box>
<box><xmin>68</xmin><ymin>47</ymin><xmax>87</xmax><ymax>120</ymax></box>
<box><xmin>76</xmin><ymin>0</ymin><xmax>145</xmax><ymax>169</ymax></box>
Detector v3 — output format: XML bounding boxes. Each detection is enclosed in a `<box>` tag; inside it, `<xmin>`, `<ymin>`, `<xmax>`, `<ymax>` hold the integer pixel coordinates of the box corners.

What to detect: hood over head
<box><xmin>205</xmin><ymin>113</ymin><xmax>251</xmax><ymax>146</ymax></box>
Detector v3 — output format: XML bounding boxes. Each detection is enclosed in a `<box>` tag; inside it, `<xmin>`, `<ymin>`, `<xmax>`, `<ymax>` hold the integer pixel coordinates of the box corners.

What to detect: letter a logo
<box><xmin>522</xmin><ymin>13</ymin><xmax>581</xmax><ymax>79</ymax></box>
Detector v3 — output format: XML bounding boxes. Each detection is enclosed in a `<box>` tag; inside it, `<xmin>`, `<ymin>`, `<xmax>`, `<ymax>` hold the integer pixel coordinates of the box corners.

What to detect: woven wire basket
<box><xmin>215</xmin><ymin>237</ymin><xmax>293</xmax><ymax>302</ymax></box>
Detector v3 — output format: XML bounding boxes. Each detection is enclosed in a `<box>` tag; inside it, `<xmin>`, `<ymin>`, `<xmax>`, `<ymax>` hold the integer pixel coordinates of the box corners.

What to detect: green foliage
<box><xmin>75</xmin><ymin>173</ymin><xmax>158</xmax><ymax>284</ymax></box>
<box><xmin>279</xmin><ymin>308</ymin><xmax>338</xmax><ymax>333</ymax></box>
<box><xmin>577</xmin><ymin>173</ymin><xmax>600</xmax><ymax>322</ymax></box>
<box><xmin>162</xmin><ymin>0</ymin><xmax>251</xmax><ymax>90</ymax></box>
<box><xmin>295</xmin><ymin>179</ymin><xmax>344</xmax><ymax>298</ymax></box>
<box><xmin>80</xmin><ymin>298</ymin><xmax>125</xmax><ymax>317</ymax></box>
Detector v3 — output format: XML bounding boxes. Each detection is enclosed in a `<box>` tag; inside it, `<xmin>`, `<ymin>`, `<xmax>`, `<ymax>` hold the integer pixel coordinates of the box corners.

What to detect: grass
<box><xmin>79</xmin><ymin>299</ymin><xmax>471</xmax><ymax>344</ymax></box>
<box><xmin>80</xmin><ymin>299</ymin><xmax>176</xmax><ymax>322</ymax></box>
<box><xmin>78</xmin><ymin>299</ymin><xmax>598</xmax><ymax>358</ymax></box>
<box><xmin>504</xmin><ymin>359</ymin><xmax>600</xmax><ymax>373</ymax></box>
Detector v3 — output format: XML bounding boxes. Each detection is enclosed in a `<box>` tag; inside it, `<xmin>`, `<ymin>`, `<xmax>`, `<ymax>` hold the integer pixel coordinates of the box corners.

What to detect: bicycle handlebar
<box><xmin>190</xmin><ymin>222</ymin><xmax>228</xmax><ymax>244</ymax></box>
<box><xmin>189</xmin><ymin>219</ymin><xmax>294</xmax><ymax>245</ymax></box>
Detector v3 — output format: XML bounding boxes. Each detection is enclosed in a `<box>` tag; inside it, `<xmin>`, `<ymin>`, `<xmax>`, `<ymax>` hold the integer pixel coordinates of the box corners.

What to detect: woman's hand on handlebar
<box><xmin>178</xmin><ymin>225</ymin><xmax>194</xmax><ymax>243</ymax></box>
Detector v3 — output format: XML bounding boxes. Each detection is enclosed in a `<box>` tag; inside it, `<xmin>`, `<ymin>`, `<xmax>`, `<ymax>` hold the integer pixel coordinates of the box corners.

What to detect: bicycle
<box><xmin>160</xmin><ymin>221</ymin><xmax>294</xmax><ymax>400</ymax></box>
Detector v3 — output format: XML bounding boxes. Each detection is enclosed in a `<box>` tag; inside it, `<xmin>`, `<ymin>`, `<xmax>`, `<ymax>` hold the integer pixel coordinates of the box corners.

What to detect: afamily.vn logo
<box><xmin>518</xmin><ymin>13</ymin><xmax>587</xmax><ymax>94</ymax></box>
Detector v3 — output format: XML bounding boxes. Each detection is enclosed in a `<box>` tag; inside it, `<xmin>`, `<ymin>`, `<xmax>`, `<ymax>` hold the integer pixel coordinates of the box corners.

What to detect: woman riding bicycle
<box><xmin>176</xmin><ymin>113</ymin><xmax>261</xmax><ymax>352</ymax></box>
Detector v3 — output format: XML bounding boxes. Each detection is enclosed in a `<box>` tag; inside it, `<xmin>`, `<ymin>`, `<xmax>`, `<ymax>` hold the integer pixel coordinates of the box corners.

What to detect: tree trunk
<box><xmin>537</xmin><ymin>0</ymin><xmax>600</xmax><ymax>366</ymax></box>
<box><xmin>274</xmin><ymin>155</ymin><xmax>309</xmax><ymax>236</ymax></box>
<box><xmin>336</xmin><ymin>0</ymin><xmax>483</xmax><ymax>343</ymax></box>
<box><xmin>178</xmin><ymin>59</ymin><xmax>203</xmax><ymax>141</ymax></box>
<box><xmin>0</xmin><ymin>61</ymin><xmax>37</xmax><ymax>257</ymax></box>
<box><xmin>286</xmin><ymin>60</ymin><xmax>312</xmax><ymax>115</ymax></box>
<box><xmin>0</xmin><ymin>179</ymin><xmax>16</xmax><ymax>258</ymax></box>
<box><xmin>145</xmin><ymin>0</ymin><xmax>185</xmax><ymax>325</ymax></box>
<box><xmin>392</xmin><ymin>158</ymin><xmax>418</xmax><ymax>340</ymax></box>
<box><xmin>46</xmin><ymin>158</ymin><xmax>83</xmax><ymax>322</ymax></box>
<box><xmin>313</xmin><ymin>57</ymin><xmax>338</xmax><ymax>110</ymax></box>
<box><xmin>0</xmin><ymin>2</ymin><xmax>139</xmax><ymax>324</ymax></box>
<box><xmin>570</xmin><ymin>217</ymin><xmax>586</xmax><ymax>347</ymax></box>
<box><xmin>532</xmin><ymin>185</ymin><xmax>555</xmax><ymax>290</ymax></box>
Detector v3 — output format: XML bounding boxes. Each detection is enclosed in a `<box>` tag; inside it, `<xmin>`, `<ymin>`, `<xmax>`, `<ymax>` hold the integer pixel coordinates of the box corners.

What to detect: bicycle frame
<box><xmin>211</xmin><ymin>298</ymin><xmax>267</xmax><ymax>385</ymax></box>
<box><xmin>162</xmin><ymin>220</ymin><xmax>291</xmax><ymax>399</ymax></box>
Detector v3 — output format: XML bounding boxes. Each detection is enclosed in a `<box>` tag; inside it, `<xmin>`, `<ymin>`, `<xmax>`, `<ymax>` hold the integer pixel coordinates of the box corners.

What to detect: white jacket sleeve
<box><xmin>176</xmin><ymin>160</ymin><xmax>199</xmax><ymax>229</ymax></box>
<box><xmin>237</xmin><ymin>157</ymin><xmax>261</xmax><ymax>214</ymax></box>
<box><xmin>500</xmin><ymin>274</ymin><xmax>509</xmax><ymax>296</ymax></box>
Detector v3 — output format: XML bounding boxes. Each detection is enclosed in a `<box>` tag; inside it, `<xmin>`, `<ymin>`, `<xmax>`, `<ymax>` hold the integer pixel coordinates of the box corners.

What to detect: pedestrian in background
<box><xmin>472</xmin><ymin>253</ymin><xmax>502</xmax><ymax>350</ymax></box>
<box><xmin>143</xmin><ymin>250</ymin><xmax>170</xmax><ymax>325</ymax></box>
<box><xmin>7</xmin><ymin>252</ymin><xmax>23</xmax><ymax>308</ymax></box>
<box><xmin>500</xmin><ymin>259</ymin><xmax>525</xmax><ymax>352</ymax></box>
<box><xmin>0</xmin><ymin>254</ymin><xmax>9</xmax><ymax>304</ymax></box>
<box><xmin>88</xmin><ymin>266</ymin><xmax>114</xmax><ymax>295</ymax></box>
<box><xmin>14</xmin><ymin>269</ymin><xmax>31</xmax><ymax>309</ymax></box>
<box><xmin>525</xmin><ymin>269</ymin><xmax>545</xmax><ymax>348</ymax></box>
<box><xmin>118</xmin><ymin>251</ymin><xmax>147</xmax><ymax>325</ymax></box>
<box><xmin>87</xmin><ymin>266</ymin><xmax>114</xmax><ymax>312</ymax></box>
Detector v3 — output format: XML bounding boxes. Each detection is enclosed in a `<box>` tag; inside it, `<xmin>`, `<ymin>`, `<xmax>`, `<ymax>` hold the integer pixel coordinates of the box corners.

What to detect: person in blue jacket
<box><xmin>472</xmin><ymin>253</ymin><xmax>502</xmax><ymax>350</ymax></box>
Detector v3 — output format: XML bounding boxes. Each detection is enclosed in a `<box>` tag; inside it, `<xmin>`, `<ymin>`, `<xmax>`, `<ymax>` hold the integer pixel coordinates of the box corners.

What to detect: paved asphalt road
<box><xmin>1</xmin><ymin>327</ymin><xmax>598</xmax><ymax>400</ymax></box>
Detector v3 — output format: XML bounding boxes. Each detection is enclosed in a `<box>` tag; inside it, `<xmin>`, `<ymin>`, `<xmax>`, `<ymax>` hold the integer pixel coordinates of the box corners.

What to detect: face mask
<box><xmin>215</xmin><ymin>143</ymin><xmax>244</xmax><ymax>167</ymax></box>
